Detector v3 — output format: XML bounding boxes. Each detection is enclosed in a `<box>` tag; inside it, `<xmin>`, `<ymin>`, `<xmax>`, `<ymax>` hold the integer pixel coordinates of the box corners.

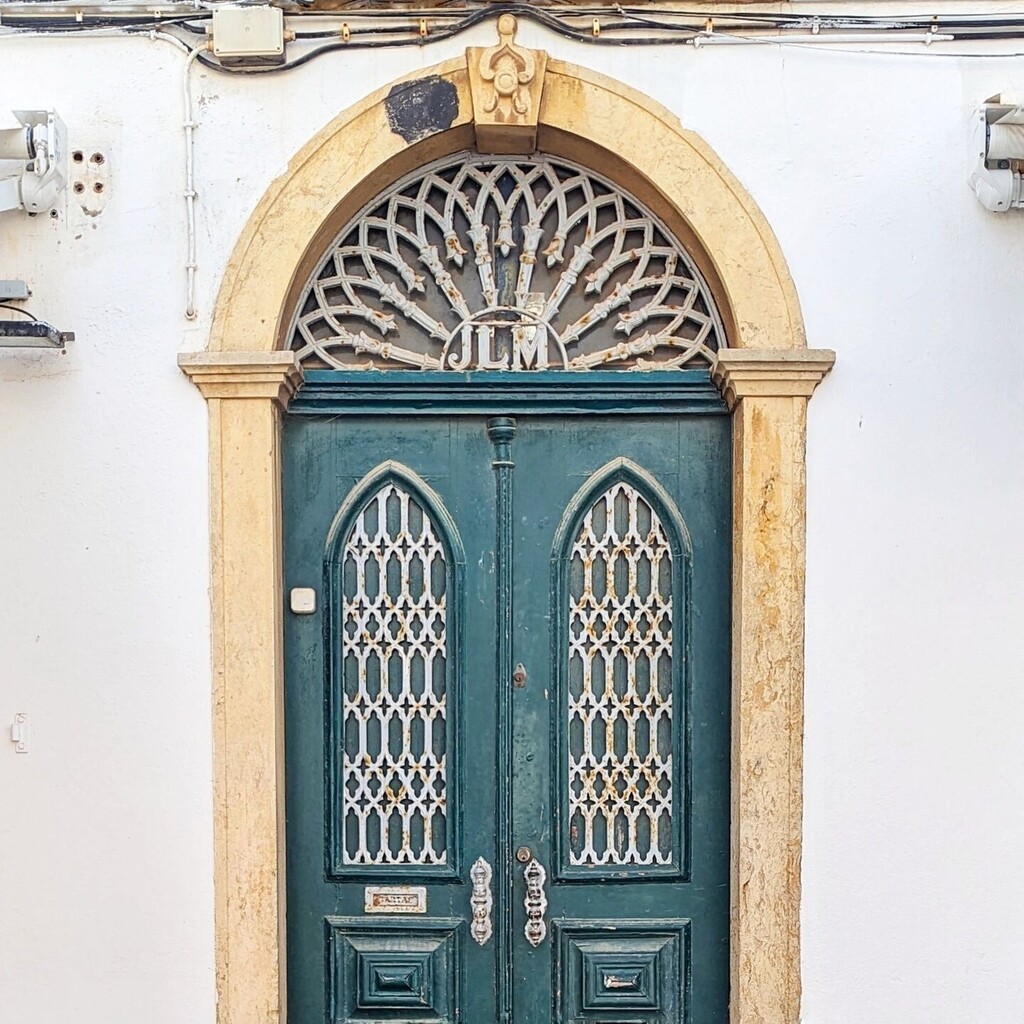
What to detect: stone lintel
<box><xmin>712</xmin><ymin>348</ymin><xmax>836</xmax><ymax>408</ymax></box>
<box><xmin>178</xmin><ymin>350</ymin><xmax>304</xmax><ymax>406</ymax></box>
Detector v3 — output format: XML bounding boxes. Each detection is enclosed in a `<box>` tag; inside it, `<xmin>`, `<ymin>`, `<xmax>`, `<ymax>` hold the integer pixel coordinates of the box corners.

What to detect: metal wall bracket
<box><xmin>11</xmin><ymin>713</ymin><xmax>29</xmax><ymax>753</ymax></box>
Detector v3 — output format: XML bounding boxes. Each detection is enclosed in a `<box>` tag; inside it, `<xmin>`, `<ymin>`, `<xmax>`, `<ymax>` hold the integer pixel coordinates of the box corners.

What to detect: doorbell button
<box><xmin>290</xmin><ymin>587</ymin><xmax>317</xmax><ymax>614</ymax></box>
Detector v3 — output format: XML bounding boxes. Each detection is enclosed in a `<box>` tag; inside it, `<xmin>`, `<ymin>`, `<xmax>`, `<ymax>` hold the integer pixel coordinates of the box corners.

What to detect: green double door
<box><xmin>284</xmin><ymin>386</ymin><xmax>731</xmax><ymax>1024</ymax></box>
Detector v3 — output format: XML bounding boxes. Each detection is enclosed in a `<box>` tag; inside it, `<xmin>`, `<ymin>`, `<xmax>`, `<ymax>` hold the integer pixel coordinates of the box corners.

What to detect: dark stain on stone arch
<box><xmin>385</xmin><ymin>76</ymin><xmax>459</xmax><ymax>144</ymax></box>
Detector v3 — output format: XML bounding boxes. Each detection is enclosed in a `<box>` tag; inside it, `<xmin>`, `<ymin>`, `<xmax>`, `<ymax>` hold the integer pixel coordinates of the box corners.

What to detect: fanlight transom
<box><xmin>289</xmin><ymin>154</ymin><xmax>724</xmax><ymax>371</ymax></box>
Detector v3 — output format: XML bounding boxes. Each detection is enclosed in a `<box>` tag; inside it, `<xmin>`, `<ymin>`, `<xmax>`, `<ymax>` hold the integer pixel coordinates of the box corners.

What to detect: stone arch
<box><xmin>208</xmin><ymin>56</ymin><xmax>805</xmax><ymax>355</ymax></box>
<box><xmin>181</xmin><ymin>45</ymin><xmax>834</xmax><ymax>1024</ymax></box>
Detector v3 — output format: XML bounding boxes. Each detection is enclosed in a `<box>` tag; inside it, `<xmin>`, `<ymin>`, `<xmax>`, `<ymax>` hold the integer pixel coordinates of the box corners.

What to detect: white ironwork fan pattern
<box><xmin>290</xmin><ymin>154</ymin><xmax>723</xmax><ymax>371</ymax></box>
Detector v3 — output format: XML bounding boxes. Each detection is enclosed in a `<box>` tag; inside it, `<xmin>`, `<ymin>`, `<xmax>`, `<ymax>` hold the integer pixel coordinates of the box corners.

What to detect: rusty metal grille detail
<box><xmin>290</xmin><ymin>153</ymin><xmax>723</xmax><ymax>371</ymax></box>
<box><xmin>341</xmin><ymin>482</ymin><xmax>448</xmax><ymax>865</ymax></box>
<box><xmin>567</xmin><ymin>482</ymin><xmax>674</xmax><ymax>866</ymax></box>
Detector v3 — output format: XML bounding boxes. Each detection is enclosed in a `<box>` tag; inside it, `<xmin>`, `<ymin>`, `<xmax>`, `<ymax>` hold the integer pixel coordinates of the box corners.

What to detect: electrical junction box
<box><xmin>212</xmin><ymin>5</ymin><xmax>285</xmax><ymax>66</ymax></box>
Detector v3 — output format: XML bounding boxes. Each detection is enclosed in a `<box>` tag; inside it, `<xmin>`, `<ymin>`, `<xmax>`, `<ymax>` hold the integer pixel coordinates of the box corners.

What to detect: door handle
<box><xmin>470</xmin><ymin>857</ymin><xmax>493</xmax><ymax>946</ymax></box>
<box><xmin>522</xmin><ymin>857</ymin><xmax>548</xmax><ymax>947</ymax></box>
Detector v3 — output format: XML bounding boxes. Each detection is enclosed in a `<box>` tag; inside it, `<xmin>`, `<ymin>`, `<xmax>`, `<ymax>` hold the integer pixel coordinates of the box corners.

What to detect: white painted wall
<box><xmin>1</xmin><ymin>22</ymin><xmax>1022</xmax><ymax>1024</ymax></box>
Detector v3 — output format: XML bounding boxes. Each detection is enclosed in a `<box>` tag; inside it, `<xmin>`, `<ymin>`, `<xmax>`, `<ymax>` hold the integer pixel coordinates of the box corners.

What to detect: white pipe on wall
<box><xmin>148</xmin><ymin>30</ymin><xmax>208</xmax><ymax>321</ymax></box>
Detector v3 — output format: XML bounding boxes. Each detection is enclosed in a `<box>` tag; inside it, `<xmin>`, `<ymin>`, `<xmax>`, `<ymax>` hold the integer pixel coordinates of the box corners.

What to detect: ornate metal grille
<box><xmin>290</xmin><ymin>153</ymin><xmax>723</xmax><ymax>371</ymax></box>
<box><xmin>567</xmin><ymin>482</ymin><xmax>674</xmax><ymax>866</ymax></box>
<box><xmin>340</xmin><ymin>481</ymin><xmax>449</xmax><ymax>865</ymax></box>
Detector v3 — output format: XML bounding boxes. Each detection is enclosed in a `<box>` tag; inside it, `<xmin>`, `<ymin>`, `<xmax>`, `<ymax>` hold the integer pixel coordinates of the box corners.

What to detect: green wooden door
<box><xmin>283</xmin><ymin>376</ymin><xmax>731</xmax><ymax>1024</ymax></box>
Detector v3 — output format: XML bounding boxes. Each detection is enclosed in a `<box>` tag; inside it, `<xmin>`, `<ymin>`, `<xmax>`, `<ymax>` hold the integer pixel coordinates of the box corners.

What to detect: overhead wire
<box><xmin>100</xmin><ymin>3</ymin><xmax>1024</xmax><ymax>75</ymax></box>
<box><xmin>0</xmin><ymin>303</ymin><xmax>39</xmax><ymax>319</ymax></box>
<box><xmin>6</xmin><ymin>2</ymin><xmax>1024</xmax><ymax>317</ymax></box>
<box><xmin>9</xmin><ymin>1</ymin><xmax>1024</xmax><ymax>58</ymax></box>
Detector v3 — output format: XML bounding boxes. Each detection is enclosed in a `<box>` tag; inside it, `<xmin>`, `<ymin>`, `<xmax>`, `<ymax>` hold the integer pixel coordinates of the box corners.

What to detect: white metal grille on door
<box><xmin>567</xmin><ymin>481</ymin><xmax>675</xmax><ymax>866</ymax></box>
<box><xmin>340</xmin><ymin>482</ymin><xmax>449</xmax><ymax>865</ymax></box>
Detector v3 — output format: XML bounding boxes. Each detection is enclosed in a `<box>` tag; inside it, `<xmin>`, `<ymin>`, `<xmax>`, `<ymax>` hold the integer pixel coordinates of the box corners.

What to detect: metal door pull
<box><xmin>523</xmin><ymin>857</ymin><xmax>548</xmax><ymax>947</ymax></box>
<box><xmin>470</xmin><ymin>857</ymin><xmax>493</xmax><ymax>946</ymax></box>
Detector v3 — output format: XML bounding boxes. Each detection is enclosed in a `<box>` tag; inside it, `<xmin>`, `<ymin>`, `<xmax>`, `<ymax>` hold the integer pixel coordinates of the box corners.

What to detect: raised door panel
<box><xmin>554</xmin><ymin>920</ymin><xmax>690</xmax><ymax>1024</ymax></box>
<box><xmin>327</xmin><ymin>917</ymin><xmax>463</xmax><ymax>1024</ymax></box>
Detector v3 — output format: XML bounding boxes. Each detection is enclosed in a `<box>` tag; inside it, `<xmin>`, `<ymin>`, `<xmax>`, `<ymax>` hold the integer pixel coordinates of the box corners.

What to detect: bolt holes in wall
<box><xmin>70</xmin><ymin>148</ymin><xmax>111</xmax><ymax>215</ymax></box>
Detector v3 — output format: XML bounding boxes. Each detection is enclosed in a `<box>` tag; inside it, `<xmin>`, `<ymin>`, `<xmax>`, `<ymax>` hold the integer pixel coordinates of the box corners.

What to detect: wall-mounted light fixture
<box><xmin>0</xmin><ymin>282</ymin><xmax>73</xmax><ymax>350</ymax></box>
<box><xmin>0</xmin><ymin>109</ymin><xmax>67</xmax><ymax>215</ymax></box>
<box><xmin>1</xmin><ymin>111</ymin><xmax>74</xmax><ymax>348</ymax></box>
<box><xmin>0</xmin><ymin>318</ymin><xmax>73</xmax><ymax>349</ymax></box>
<box><xmin>970</xmin><ymin>95</ymin><xmax>1024</xmax><ymax>212</ymax></box>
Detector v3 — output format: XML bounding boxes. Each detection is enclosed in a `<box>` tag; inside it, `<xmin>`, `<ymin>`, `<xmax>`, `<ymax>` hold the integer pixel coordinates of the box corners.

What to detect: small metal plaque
<box><xmin>364</xmin><ymin>885</ymin><xmax>427</xmax><ymax>914</ymax></box>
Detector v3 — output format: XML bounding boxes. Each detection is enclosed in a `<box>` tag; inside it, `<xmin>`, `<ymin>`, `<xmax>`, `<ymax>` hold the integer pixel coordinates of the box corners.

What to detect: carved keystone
<box><xmin>467</xmin><ymin>14</ymin><xmax>548</xmax><ymax>154</ymax></box>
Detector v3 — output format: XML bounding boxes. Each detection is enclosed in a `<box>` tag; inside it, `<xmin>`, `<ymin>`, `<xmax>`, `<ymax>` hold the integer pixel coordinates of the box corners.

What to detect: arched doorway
<box><xmin>179</xmin><ymin>35</ymin><xmax>833</xmax><ymax>1024</ymax></box>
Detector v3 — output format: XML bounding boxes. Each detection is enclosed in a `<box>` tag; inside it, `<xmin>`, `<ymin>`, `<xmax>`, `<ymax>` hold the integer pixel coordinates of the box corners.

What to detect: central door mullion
<box><xmin>488</xmin><ymin>416</ymin><xmax>517</xmax><ymax>1024</ymax></box>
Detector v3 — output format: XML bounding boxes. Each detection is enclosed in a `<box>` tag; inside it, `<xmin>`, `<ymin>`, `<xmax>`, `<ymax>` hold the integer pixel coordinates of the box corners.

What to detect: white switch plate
<box><xmin>290</xmin><ymin>587</ymin><xmax>316</xmax><ymax>614</ymax></box>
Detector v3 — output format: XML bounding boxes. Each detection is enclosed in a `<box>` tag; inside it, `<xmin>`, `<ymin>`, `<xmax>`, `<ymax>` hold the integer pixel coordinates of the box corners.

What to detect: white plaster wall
<box><xmin>1</xmin><ymin>24</ymin><xmax>1022</xmax><ymax>1024</ymax></box>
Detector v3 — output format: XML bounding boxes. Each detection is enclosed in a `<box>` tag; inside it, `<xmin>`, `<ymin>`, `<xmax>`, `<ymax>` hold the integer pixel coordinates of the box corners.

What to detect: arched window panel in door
<box><xmin>324</xmin><ymin>462</ymin><xmax>464</xmax><ymax>880</ymax></box>
<box><xmin>553</xmin><ymin>459</ymin><xmax>692</xmax><ymax>881</ymax></box>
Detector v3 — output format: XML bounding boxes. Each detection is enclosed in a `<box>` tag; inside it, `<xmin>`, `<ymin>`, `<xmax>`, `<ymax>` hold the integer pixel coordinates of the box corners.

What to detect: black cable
<box><xmin>0</xmin><ymin>303</ymin><xmax>38</xmax><ymax>320</ymax></box>
<box><xmin>175</xmin><ymin>20</ymin><xmax>214</xmax><ymax>36</ymax></box>
<box><xmin>13</xmin><ymin>3</ymin><xmax>1024</xmax><ymax>75</ymax></box>
<box><xmin>178</xmin><ymin>4</ymin><xmax>709</xmax><ymax>74</ymax></box>
<box><xmin>11</xmin><ymin>3</ymin><xmax>1024</xmax><ymax>35</ymax></box>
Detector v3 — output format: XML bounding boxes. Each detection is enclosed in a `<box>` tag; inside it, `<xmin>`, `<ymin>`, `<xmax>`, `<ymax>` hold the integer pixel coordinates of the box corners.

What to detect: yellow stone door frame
<box><xmin>180</xmin><ymin>51</ymin><xmax>834</xmax><ymax>1024</ymax></box>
